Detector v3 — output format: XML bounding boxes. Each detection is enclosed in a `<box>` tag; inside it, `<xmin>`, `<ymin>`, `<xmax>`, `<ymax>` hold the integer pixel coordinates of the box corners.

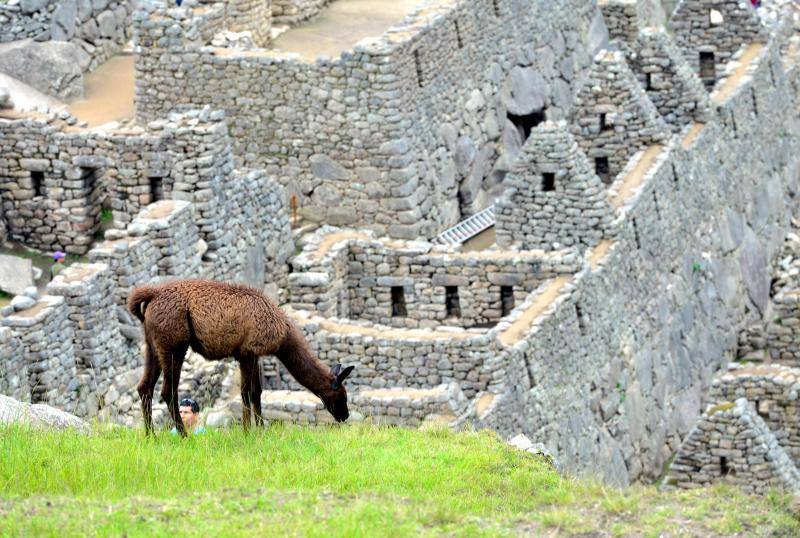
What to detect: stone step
<box><xmin>211</xmin><ymin>383</ymin><xmax>469</xmax><ymax>427</ymax></box>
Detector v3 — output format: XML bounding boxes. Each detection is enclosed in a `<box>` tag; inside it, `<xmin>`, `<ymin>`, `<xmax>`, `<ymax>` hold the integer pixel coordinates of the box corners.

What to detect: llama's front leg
<box><xmin>160</xmin><ymin>346</ymin><xmax>187</xmax><ymax>437</ymax></box>
<box><xmin>137</xmin><ymin>340</ymin><xmax>161</xmax><ymax>435</ymax></box>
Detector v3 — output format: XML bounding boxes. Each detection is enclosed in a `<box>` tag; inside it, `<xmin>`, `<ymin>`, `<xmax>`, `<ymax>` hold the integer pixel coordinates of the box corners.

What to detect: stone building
<box><xmin>570</xmin><ymin>49</ymin><xmax>667</xmax><ymax>185</ymax></box>
<box><xmin>1</xmin><ymin>0</ymin><xmax>800</xmax><ymax>492</ymax></box>
<box><xmin>494</xmin><ymin>120</ymin><xmax>615</xmax><ymax>251</ymax></box>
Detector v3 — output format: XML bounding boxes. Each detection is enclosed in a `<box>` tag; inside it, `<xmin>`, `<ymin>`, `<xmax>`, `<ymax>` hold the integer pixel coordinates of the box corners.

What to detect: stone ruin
<box><xmin>1</xmin><ymin>0</ymin><xmax>800</xmax><ymax>493</ymax></box>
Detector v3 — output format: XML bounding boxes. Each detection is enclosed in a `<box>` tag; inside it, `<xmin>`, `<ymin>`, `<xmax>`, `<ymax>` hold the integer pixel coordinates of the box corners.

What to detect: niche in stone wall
<box><xmin>445</xmin><ymin>286</ymin><xmax>461</xmax><ymax>318</ymax></box>
<box><xmin>595</xmin><ymin>156</ymin><xmax>611</xmax><ymax>184</ymax></box>
<box><xmin>30</xmin><ymin>171</ymin><xmax>44</xmax><ymax>197</ymax></box>
<box><xmin>699</xmin><ymin>52</ymin><xmax>716</xmax><ymax>89</ymax></box>
<box><xmin>645</xmin><ymin>73</ymin><xmax>653</xmax><ymax>91</ymax></box>
<box><xmin>149</xmin><ymin>176</ymin><xmax>165</xmax><ymax>202</ymax></box>
<box><xmin>501</xmin><ymin>286</ymin><xmax>514</xmax><ymax>316</ymax></box>
<box><xmin>542</xmin><ymin>172</ymin><xmax>555</xmax><ymax>192</ymax></box>
<box><xmin>599</xmin><ymin>113</ymin><xmax>612</xmax><ymax>132</ymax></box>
<box><xmin>719</xmin><ymin>456</ymin><xmax>735</xmax><ymax>477</ymax></box>
<box><xmin>391</xmin><ymin>286</ymin><xmax>407</xmax><ymax>317</ymax></box>
<box><xmin>507</xmin><ymin>109</ymin><xmax>546</xmax><ymax>141</ymax></box>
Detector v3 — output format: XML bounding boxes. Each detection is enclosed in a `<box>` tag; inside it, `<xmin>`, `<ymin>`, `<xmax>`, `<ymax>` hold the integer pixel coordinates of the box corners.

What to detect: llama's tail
<box><xmin>127</xmin><ymin>285</ymin><xmax>160</xmax><ymax>323</ymax></box>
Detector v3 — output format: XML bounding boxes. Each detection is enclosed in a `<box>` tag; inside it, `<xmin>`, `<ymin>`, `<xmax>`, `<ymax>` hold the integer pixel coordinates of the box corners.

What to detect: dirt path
<box><xmin>608</xmin><ymin>145</ymin><xmax>664</xmax><ymax>209</ymax></box>
<box><xmin>290</xmin><ymin>311</ymin><xmax>480</xmax><ymax>341</ymax></box>
<box><xmin>271</xmin><ymin>0</ymin><xmax>427</xmax><ymax>61</ymax></box>
<box><xmin>68</xmin><ymin>55</ymin><xmax>135</xmax><ymax>127</ymax></box>
<box><xmin>712</xmin><ymin>43</ymin><xmax>765</xmax><ymax>103</ymax></box>
<box><xmin>588</xmin><ymin>239</ymin><xmax>613</xmax><ymax>270</ymax></box>
<box><xmin>681</xmin><ymin>122</ymin><xmax>706</xmax><ymax>149</ymax></box>
<box><xmin>498</xmin><ymin>276</ymin><xmax>571</xmax><ymax>346</ymax></box>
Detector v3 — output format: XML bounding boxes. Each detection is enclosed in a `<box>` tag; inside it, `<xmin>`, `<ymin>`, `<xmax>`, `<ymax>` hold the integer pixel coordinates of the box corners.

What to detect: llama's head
<box><xmin>323</xmin><ymin>364</ymin><xmax>355</xmax><ymax>422</ymax></box>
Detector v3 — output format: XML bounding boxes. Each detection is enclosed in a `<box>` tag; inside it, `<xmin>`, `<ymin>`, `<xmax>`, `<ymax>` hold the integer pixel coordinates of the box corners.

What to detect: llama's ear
<box><xmin>331</xmin><ymin>364</ymin><xmax>342</xmax><ymax>377</ymax></box>
<box><xmin>337</xmin><ymin>365</ymin><xmax>355</xmax><ymax>383</ymax></box>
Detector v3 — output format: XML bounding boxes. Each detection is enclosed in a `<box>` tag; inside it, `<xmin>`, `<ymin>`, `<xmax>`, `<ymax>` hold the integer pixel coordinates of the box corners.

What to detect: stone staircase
<box><xmin>433</xmin><ymin>204</ymin><xmax>496</xmax><ymax>245</ymax></box>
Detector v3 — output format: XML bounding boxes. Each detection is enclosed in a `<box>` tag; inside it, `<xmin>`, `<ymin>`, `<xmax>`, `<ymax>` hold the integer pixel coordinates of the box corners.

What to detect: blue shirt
<box><xmin>170</xmin><ymin>426</ymin><xmax>206</xmax><ymax>435</ymax></box>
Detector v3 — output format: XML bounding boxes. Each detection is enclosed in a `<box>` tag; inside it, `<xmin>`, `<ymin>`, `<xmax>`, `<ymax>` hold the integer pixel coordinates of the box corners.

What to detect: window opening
<box><xmin>391</xmin><ymin>286</ymin><xmax>407</xmax><ymax>317</ymax></box>
<box><xmin>445</xmin><ymin>286</ymin><xmax>461</xmax><ymax>318</ymax></box>
<box><xmin>500</xmin><ymin>286</ymin><xmax>514</xmax><ymax>316</ymax></box>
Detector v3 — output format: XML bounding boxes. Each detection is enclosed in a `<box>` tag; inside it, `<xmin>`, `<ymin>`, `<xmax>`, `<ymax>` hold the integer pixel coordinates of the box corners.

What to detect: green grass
<box><xmin>0</xmin><ymin>423</ymin><xmax>798</xmax><ymax>537</ymax></box>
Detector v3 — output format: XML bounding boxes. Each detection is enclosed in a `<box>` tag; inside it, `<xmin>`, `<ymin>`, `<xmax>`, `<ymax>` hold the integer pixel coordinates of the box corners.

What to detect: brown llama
<box><xmin>127</xmin><ymin>279</ymin><xmax>355</xmax><ymax>436</ymax></box>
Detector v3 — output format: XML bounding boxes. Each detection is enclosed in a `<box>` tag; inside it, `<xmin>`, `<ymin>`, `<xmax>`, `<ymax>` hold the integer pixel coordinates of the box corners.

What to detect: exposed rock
<box><xmin>501</xmin><ymin>66</ymin><xmax>549</xmax><ymax>116</ymax></box>
<box><xmin>0</xmin><ymin>394</ymin><xmax>89</xmax><ymax>432</ymax></box>
<box><xmin>0</xmin><ymin>39</ymin><xmax>84</xmax><ymax>99</ymax></box>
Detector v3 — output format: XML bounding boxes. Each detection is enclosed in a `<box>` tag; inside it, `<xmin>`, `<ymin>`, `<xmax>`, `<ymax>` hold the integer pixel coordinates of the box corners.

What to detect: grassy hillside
<box><xmin>0</xmin><ymin>423</ymin><xmax>797</xmax><ymax>537</ymax></box>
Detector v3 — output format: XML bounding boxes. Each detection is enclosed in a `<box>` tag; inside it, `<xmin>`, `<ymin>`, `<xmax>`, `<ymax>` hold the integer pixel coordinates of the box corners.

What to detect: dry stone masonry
<box><xmin>495</xmin><ymin>120</ymin><xmax>615</xmax><ymax>251</ymax></box>
<box><xmin>132</xmin><ymin>0</ymin><xmax>604</xmax><ymax>238</ymax></box>
<box><xmin>0</xmin><ymin>0</ymin><xmax>134</xmax><ymax>78</ymax></box>
<box><xmin>1</xmin><ymin>0</ymin><xmax>800</xmax><ymax>495</ymax></box>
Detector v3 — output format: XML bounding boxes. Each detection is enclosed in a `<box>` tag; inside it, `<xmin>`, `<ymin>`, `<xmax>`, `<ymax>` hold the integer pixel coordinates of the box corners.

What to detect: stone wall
<box><xmin>571</xmin><ymin>49</ymin><xmax>668</xmax><ymax>185</ymax></box>
<box><xmin>132</xmin><ymin>0</ymin><xmax>606</xmax><ymax>239</ymax></box>
<box><xmin>670</xmin><ymin>0</ymin><xmax>767</xmax><ymax>87</ymax></box>
<box><xmin>225</xmin><ymin>0</ymin><xmax>271</xmax><ymax>47</ymax></box>
<box><xmin>0</xmin><ymin>326</ymin><xmax>26</xmax><ymax>402</ymax></box>
<box><xmin>0</xmin><ymin>108</ymin><xmax>294</xmax><ymax>284</ymax></box>
<box><xmin>0</xmin><ymin>0</ymin><xmax>135</xmax><ymax>72</ymax></box>
<box><xmin>0</xmin><ymin>118</ymin><xmax>106</xmax><ymax>255</ymax></box>
<box><xmin>0</xmin><ymin>293</ymin><xmax>96</xmax><ymax>416</ymax></box>
<box><xmin>495</xmin><ymin>120</ymin><xmax>616</xmax><ymax>251</ymax></box>
<box><xmin>478</xmin><ymin>42</ymin><xmax>800</xmax><ymax>485</ymax></box>
<box><xmin>666</xmin><ymin>398</ymin><xmax>800</xmax><ymax>495</ymax></box>
<box><xmin>271</xmin><ymin>0</ymin><xmax>330</xmax><ymax>25</ymax></box>
<box><xmin>289</xmin><ymin>227</ymin><xmax>581</xmax><ymax>329</ymax></box>
<box><xmin>278</xmin><ymin>37</ymin><xmax>800</xmax><ymax>487</ymax></box>
<box><xmin>709</xmin><ymin>364</ymin><xmax>800</xmax><ymax>465</ymax></box>
<box><xmin>598</xmin><ymin>3</ymin><xmax>712</xmax><ymax>130</ymax></box>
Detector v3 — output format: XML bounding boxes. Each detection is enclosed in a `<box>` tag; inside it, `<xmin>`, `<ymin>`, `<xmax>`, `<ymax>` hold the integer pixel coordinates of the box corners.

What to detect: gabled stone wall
<box><xmin>495</xmin><ymin>120</ymin><xmax>615</xmax><ymax>250</ymax></box>
<box><xmin>670</xmin><ymin>0</ymin><xmax>767</xmax><ymax>86</ymax></box>
<box><xmin>131</xmin><ymin>0</ymin><xmax>604</xmax><ymax>238</ymax></box>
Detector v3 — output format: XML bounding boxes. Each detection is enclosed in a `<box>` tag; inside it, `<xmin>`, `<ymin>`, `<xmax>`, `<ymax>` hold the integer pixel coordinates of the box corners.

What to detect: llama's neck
<box><xmin>274</xmin><ymin>323</ymin><xmax>332</xmax><ymax>398</ymax></box>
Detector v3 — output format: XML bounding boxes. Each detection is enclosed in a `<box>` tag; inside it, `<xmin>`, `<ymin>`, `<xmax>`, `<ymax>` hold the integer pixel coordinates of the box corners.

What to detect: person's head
<box><xmin>179</xmin><ymin>397</ymin><xmax>200</xmax><ymax>429</ymax></box>
<box><xmin>53</xmin><ymin>251</ymin><xmax>66</xmax><ymax>263</ymax></box>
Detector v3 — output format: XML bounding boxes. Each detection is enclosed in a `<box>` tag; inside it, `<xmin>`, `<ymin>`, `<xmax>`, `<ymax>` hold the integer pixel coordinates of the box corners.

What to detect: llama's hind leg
<box><xmin>246</xmin><ymin>356</ymin><xmax>264</xmax><ymax>427</ymax></box>
<box><xmin>159</xmin><ymin>344</ymin><xmax>188</xmax><ymax>437</ymax></box>
<box><xmin>237</xmin><ymin>356</ymin><xmax>259</xmax><ymax>432</ymax></box>
<box><xmin>137</xmin><ymin>339</ymin><xmax>161</xmax><ymax>436</ymax></box>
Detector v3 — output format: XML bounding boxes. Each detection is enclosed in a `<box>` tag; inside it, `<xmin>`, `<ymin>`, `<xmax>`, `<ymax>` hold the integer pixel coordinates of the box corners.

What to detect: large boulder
<box><xmin>0</xmin><ymin>394</ymin><xmax>89</xmax><ymax>432</ymax></box>
<box><xmin>0</xmin><ymin>73</ymin><xmax>67</xmax><ymax>113</ymax></box>
<box><xmin>0</xmin><ymin>39</ymin><xmax>84</xmax><ymax>100</ymax></box>
<box><xmin>501</xmin><ymin>66</ymin><xmax>549</xmax><ymax>116</ymax></box>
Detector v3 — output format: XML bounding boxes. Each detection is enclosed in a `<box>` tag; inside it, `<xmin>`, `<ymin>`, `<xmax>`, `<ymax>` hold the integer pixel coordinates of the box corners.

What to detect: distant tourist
<box><xmin>175</xmin><ymin>0</ymin><xmax>183</xmax><ymax>6</ymax></box>
<box><xmin>50</xmin><ymin>251</ymin><xmax>66</xmax><ymax>281</ymax></box>
<box><xmin>750</xmin><ymin>0</ymin><xmax>761</xmax><ymax>7</ymax></box>
<box><xmin>170</xmin><ymin>397</ymin><xmax>206</xmax><ymax>435</ymax></box>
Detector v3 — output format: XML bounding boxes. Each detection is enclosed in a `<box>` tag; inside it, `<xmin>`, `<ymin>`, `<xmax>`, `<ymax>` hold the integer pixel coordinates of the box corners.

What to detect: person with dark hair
<box><xmin>170</xmin><ymin>397</ymin><xmax>206</xmax><ymax>435</ymax></box>
<box><xmin>50</xmin><ymin>251</ymin><xmax>66</xmax><ymax>281</ymax></box>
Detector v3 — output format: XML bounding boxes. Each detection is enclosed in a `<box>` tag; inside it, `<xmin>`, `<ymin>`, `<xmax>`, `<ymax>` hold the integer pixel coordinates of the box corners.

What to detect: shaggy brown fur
<box><xmin>127</xmin><ymin>279</ymin><xmax>354</xmax><ymax>436</ymax></box>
